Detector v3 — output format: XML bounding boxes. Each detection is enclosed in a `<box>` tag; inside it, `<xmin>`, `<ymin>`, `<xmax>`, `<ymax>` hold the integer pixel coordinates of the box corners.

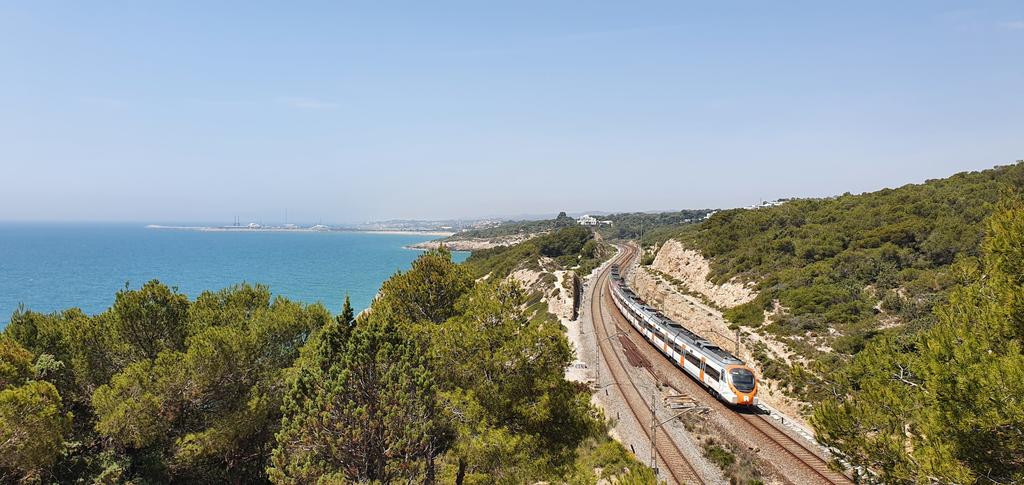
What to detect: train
<box><xmin>608</xmin><ymin>263</ymin><xmax>758</xmax><ymax>405</ymax></box>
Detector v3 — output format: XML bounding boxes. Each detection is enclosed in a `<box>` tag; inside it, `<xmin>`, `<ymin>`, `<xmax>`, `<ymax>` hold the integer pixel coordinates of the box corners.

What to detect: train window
<box><xmin>684</xmin><ymin>352</ymin><xmax>701</xmax><ymax>367</ymax></box>
<box><xmin>705</xmin><ymin>367</ymin><xmax>720</xmax><ymax>382</ymax></box>
<box><xmin>730</xmin><ymin>368</ymin><xmax>756</xmax><ymax>392</ymax></box>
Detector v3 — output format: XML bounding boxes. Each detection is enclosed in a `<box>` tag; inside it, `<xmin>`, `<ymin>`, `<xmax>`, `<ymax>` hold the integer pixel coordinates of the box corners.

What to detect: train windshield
<box><xmin>730</xmin><ymin>368</ymin><xmax>756</xmax><ymax>392</ymax></box>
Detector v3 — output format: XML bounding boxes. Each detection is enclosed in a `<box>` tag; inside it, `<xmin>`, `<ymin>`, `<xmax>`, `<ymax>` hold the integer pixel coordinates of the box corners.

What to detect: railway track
<box><xmin>591</xmin><ymin>244</ymin><xmax>705</xmax><ymax>485</ymax></box>
<box><xmin>738</xmin><ymin>412</ymin><xmax>850</xmax><ymax>484</ymax></box>
<box><xmin>607</xmin><ymin>243</ymin><xmax>853</xmax><ymax>485</ymax></box>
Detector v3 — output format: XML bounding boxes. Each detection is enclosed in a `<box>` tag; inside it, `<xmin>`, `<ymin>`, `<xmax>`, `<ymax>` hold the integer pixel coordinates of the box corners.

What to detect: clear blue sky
<box><xmin>2</xmin><ymin>2</ymin><xmax>1022</xmax><ymax>223</ymax></box>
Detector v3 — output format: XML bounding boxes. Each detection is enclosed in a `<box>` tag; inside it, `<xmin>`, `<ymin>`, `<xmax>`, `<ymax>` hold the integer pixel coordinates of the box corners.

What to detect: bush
<box><xmin>681</xmin><ymin>163</ymin><xmax>1024</xmax><ymax>354</ymax></box>
<box><xmin>702</xmin><ymin>438</ymin><xmax>736</xmax><ymax>469</ymax></box>
<box><xmin>640</xmin><ymin>251</ymin><xmax>655</xmax><ymax>266</ymax></box>
<box><xmin>723</xmin><ymin>298</ymin><xmax>766</xmax><ymax>327</ymax></box>
<box><xmin>466</xmin><ymin>226</ymin><xmax>600</xmax><ymax>279</ymax></box>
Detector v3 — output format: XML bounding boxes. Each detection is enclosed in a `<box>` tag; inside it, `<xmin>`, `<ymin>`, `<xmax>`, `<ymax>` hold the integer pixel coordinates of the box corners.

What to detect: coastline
<box><xmin>146</xmin><ymin>225</ymin><xmax>454</xmax><ymax>237</ymax></box>
<box><xmin>358</xmin><ymin>230</ymin><xmax>455</xmax><ymax>237</ymax></box>
<box><xmin>406</xmin><ymin>232</ymin><xmax>540</xmax><ymax>252</ymax></box>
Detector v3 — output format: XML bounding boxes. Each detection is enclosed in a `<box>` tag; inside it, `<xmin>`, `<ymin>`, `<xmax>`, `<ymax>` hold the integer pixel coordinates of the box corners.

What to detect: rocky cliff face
<box><xmin>650</xmin><ymin>239</ymin><xmax>757</xmax><ymax>308</ymax></box>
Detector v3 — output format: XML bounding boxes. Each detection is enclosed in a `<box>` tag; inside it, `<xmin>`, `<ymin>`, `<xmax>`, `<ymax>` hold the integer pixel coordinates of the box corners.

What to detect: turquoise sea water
<box><xmin>0</xmin><ymin>224</ymin><xmax>466</xmax><ymax>328</ymax></box>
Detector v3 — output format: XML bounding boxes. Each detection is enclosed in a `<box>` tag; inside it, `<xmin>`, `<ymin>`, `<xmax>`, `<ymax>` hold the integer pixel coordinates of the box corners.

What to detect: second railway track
<box><xmin>738</xmin><ymin>412</ymin><xmax>850</xmax><ymax>484</ymax></box>
<box><xmin>604</xmin><ymin>242</ymin><xmax>853</xmax><ymax>485</ymax></box>
<box><xmin>591</xmin><ymin>244</ymin><xmax>705</xmax><ymax>485</ymax></box>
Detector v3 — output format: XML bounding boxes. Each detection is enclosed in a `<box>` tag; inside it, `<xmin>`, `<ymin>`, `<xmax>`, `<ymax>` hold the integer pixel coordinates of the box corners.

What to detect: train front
<box><xmin>725</xmin><ymin>365</ymin><xmax>758</xmax><ymax>405</ymax></box>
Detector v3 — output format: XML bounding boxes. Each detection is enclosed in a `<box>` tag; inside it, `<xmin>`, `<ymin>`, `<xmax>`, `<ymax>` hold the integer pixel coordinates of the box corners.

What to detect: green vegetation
<box><xmin>272</xmin><ymin>250</ymin><xmax>649</xmax><ymax>483</ymax></box>
<box><xmin>702</xmin><ymin>439</ymin><xmax>736</xmax><ymax>470</ymax></box>
<box><xmin>451</xmin><ymin>211</ymin><xmax>578</xmax><ymax>239</ymax></box>
<box><xmin>595</xmin><ymin>209</ymin><xmax>712</xmax><ymax>240</ymax></box>
<box><xmin>1</xmin><ymin>249</ymin><xmax>648</xmax><ymax>483</ymax></box>
<box><xmin>0</xmin><ymin>338</ymin><xmax>71</xmax><ymax>483</ymax></box>
<box><xmin>676</xmin><ymin>405</ymin><xmax>763</xmax><ymax>484</ymax></box>
<box><xmin>667</xmin><ymin>163</ymin><xmax>1024</xmax><ymax>404</ymax></box>
<box><xmin>3</xmin><ymin>282</ymin><xmax>331</xmax><ymax>483</ymax></box>
<box><xmin>465</xmin><ymin>225</ymin><xmax>609</xmax><ymax>280</ymax></box>
<box><xmin>639</xmin><ymin>162</ymin><xmax>1024</xmax><ymax>481</ymax></box>
<box><xmin>811</xmin><ymin>198</ymin><xmax>1024</xmax><ymax>483</ymax></box>
<box><xmin>269</xmin><ymin>295</ymin><xmax>441</xmax><ymax>483</ymax></box>
<box><xmin>451</xmin><ymin>210</ymin><xmax>711</xmax><ymax>243</ymax></box>
<box><xmin>640</xmin><ymin>249</ymin><xmax>656</xmax><ymax>266</ymax></box>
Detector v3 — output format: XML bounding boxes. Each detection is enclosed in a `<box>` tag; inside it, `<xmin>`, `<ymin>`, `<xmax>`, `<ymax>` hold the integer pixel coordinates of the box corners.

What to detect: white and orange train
<box><xmin>608</xmin><ymin>264</ymin><xmax>758</xmax><ymax>405</ymax></box>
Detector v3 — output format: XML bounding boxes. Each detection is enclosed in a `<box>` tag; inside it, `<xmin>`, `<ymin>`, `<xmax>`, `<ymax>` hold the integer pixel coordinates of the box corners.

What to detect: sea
<box><xmin>0</xmin><ymin>223</ymin><xmax>468</xmax><ymax>328</ymax></box>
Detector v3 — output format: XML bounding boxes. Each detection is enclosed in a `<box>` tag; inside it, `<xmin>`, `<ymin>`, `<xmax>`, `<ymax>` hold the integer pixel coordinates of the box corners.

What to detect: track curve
<box><xmin>604</xmin><ymin>242</ymin><xmax>853</xmax><ymax>485</ymax></box>
<box><xmin>591</xmin><ymin>244</ymin><xmax>705</xmax><ymax>485</ymax></box>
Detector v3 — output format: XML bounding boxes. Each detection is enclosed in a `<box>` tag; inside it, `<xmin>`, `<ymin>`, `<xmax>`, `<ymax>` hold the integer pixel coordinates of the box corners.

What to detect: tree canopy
<box><xmin>2</xmin><ymin>248</ymin><xmax>649</xmax><ymax>483</ymax></box>
<box><xmin>0</xmin><ymin>337</ymin><xmax>71</xmax><ymax>483</ymax></box>
<box><xmin>811</xmin><ymin>197</ymin><xmax>1024</xmax><ymax>483</ymax></box>
<box><xmin>271</xmin><ymin>249</ymin><xmax>640</xmax><ymax>484</ymax></box>
<box><xmin>3</xmin><ymin>283</ymin><xmax>330</xmax><ymax>483</ymax></box>
<box><xmin>270</xmin><ymin>305</ymin><xmax>445</xmax><ymax>483</ymax></box>
<box><xmin>465</xmin><ymin>226</ymin><xmax>606</xmax><ymax>279</ymax></box>
<box><xmin>448</xmin><ymin>209</ymin><xmax>710</xmax><ymax>241</ymax></box>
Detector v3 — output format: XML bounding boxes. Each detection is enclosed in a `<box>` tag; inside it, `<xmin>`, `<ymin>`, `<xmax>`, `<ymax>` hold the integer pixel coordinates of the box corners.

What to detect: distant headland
<box><xmin>145</xmin><ymin>224</ymin><xmax>454</xmax><ymax>237</ymax></box>
<box><xmin>145</xmin><ymin>216</ymin><xmax>523</xmax><ymax>237</ymax></box>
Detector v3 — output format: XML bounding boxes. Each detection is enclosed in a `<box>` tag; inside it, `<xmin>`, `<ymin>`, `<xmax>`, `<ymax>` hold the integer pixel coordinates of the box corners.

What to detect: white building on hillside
<box><xmin>744</xmin><ymin>199</ymin><xmax>789</xmax><ymax>210</ymax></box>
<box><xmin>577</xmin><ymin>215</ymin><xmax>613</xmax><ymax>226</ymax></box>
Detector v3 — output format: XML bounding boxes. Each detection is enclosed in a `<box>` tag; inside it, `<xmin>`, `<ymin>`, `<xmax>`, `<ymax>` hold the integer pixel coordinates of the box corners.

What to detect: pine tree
<box><xmin>339</xmin><ymin>295</ymin><xmax>355</xmax><ymax>328</ymax></box>
<box><xmin>910</xmin><ymin>198</ymin><xmax>1024</xmax><ymax>482</ymax></box>
<box><xmin>88</xmin><ymin>284</ymin><xmax>330</xmax><ymax>483</ymax></box>
<box><xmin>269</xmin><ymin>305</ymin><xmax>448</xmax><ymax>484</ymax></box>
<box><xmin>812</xmin><ymin>197</ymin><xmax>1024</xmax><ymax>483</ymax></box>
<box><xmin>0</xmin><ymin>337</ymin><xmax>71</xmax><ymax>483</ymax></box>
<box><xmin>375</xmin><ymin>248</ymin><xmax>473</xmax><ymax>324</ymax></box>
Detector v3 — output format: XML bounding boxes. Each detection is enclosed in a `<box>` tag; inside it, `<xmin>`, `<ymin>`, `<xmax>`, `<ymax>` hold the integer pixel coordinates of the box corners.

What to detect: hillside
<box><xmin>447</xmin><ymin>212</ymin><xmax>578</xmax><ymax>239</ymax></box>
<box><xmin>646</xmin><ymin>163</ymin><xmax>1021</xmax><ymax>388</ymax></box>
<box><xmin>447</xmin><ymin>209</ymin><xmax>712</xmax><ymax>242</ymax></box>
<box><xmin>738</xmin><ymin>165</ymin><xmax>1012</xmax><ymax>318</ymax></box>
<box><xmin>593</xmin><ymin>209</ymin><xmax>714</xmax><ymax>239</ymax></box>
<box><xmin>642</xmin><ymin>161</ymin><xmax>1024</xmax><ymax>482</ymax></box>
<box><xmin>464</xmin><ymin>226</ymin><xmax>608</xmax><ymax>318</ymax></box>
<box><xmin>465</xmin><ymin>226</ymin><xmax>607</xmax><ymax>280</ymax></box>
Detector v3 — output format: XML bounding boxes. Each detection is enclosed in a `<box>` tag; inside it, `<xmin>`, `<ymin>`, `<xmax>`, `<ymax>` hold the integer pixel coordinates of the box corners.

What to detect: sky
<box><xmin>1</xmin><ymin>1</ymin><xmax>1022</xmax><ymax>224</ymax></box>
